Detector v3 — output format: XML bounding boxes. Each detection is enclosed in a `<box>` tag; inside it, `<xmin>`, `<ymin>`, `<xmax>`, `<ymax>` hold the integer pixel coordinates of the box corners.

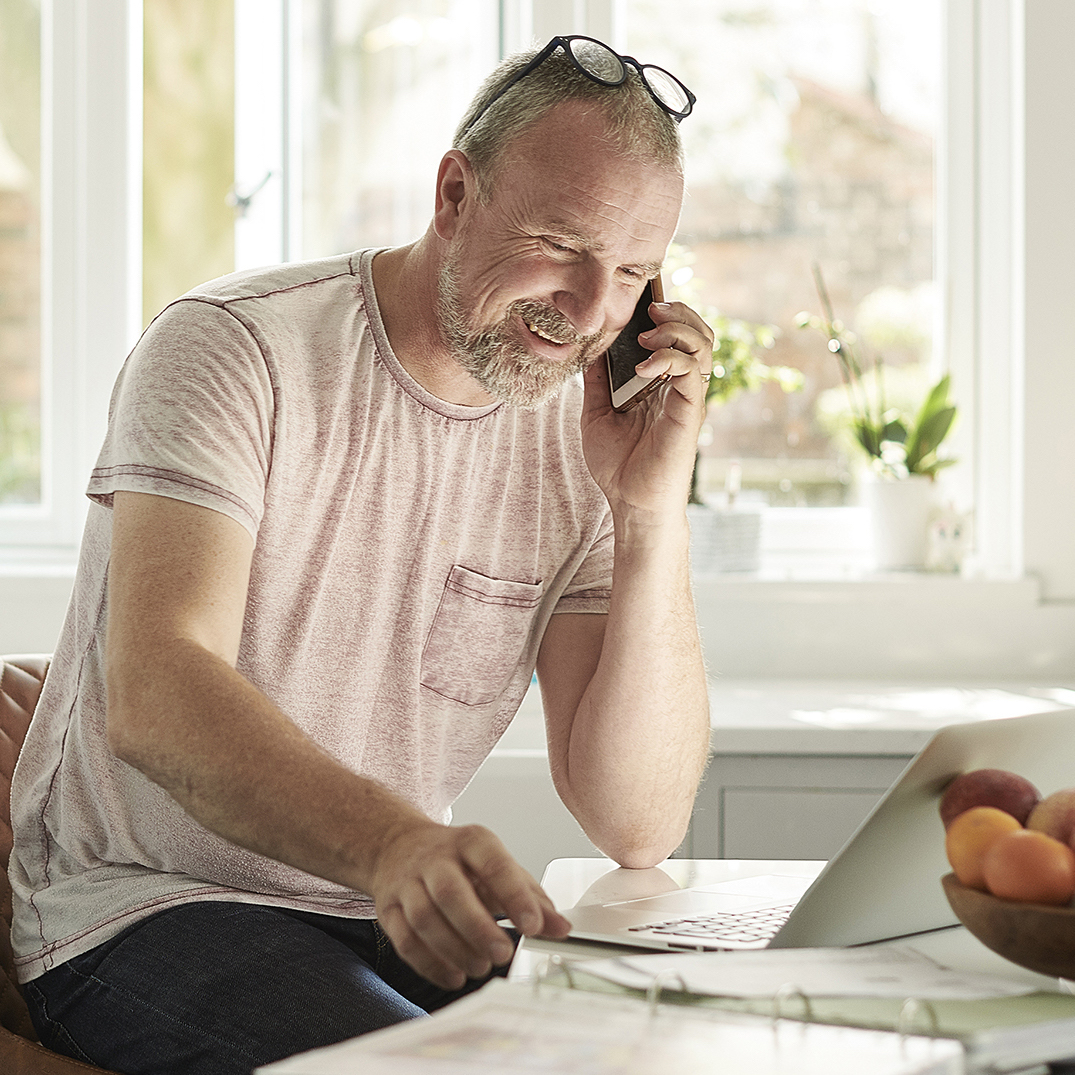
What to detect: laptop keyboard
<box><xmin>627</xmin><ymin>902</ymin><xmax>796</xmax><ymax>946</ymax></box>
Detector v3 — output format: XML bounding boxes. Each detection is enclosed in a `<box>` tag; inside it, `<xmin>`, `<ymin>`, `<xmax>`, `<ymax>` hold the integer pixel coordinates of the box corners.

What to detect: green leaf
<box><xmin>906</xmin><ymin>405</ymin><xmax>956</xmax><ymax>472</ymax></box>
<box><xmin>915</xmin><ymin>455</ymin><xmax>959</xmax><ymax>478</ymax></box>
<box><xmin>881</xmin><ymin>418</ymin><xmax>908</xmax><ymax>443</ymax></box>
<box><xmin>854</xmin><ymin>421</ymin><xmax>882</xmax><ymax>457</ymax></box>
<box><xmin>914</xmin><ymin>374</ymin><xmax>951</xmax><ymax>428</ymax></box>
<box><xmin>904</xmin><ymin>375</ymin><xmax>955</xmax><ymax>467</ymax></box>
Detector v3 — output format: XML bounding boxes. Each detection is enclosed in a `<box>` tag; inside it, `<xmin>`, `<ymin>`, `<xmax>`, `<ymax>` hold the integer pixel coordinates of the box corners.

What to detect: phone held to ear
<box><xmin>606</xmin><ymin>274</ymin><xmax>667</xmax><ymax>413</ymax></box>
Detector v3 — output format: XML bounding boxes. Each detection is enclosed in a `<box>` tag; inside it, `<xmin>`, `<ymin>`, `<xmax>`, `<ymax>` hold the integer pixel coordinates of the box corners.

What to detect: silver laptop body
<box><xmin>565</xmin><ymin>707</ymin><xmax>1075</xmax><ymax>952</ymax></box>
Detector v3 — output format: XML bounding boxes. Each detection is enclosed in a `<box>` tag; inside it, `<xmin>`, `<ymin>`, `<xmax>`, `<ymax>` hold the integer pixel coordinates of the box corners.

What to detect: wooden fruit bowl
<box><xmin>942</xmin><ymin>872</ymin><xmax>1075</xmax><ymax>979</ymax></box>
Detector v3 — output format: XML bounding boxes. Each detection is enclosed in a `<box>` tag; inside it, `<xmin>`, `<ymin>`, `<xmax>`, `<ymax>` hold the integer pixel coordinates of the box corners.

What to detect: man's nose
<box><xmin>553</xmin><ymin>266</ymin><xmax>619</xmax><ymax>338</ymax></box>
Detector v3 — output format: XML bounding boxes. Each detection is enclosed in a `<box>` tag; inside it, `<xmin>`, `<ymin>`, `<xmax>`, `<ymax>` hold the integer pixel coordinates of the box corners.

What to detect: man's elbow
<box><xmin>609</xmin><ymin>847</ymin><xmax>673</xmax><ymax>871</ymax></box>
<box><xmin>593</xmin><ymin>823</ymin><xmax>691</xmax><ymax>871</ymax></box>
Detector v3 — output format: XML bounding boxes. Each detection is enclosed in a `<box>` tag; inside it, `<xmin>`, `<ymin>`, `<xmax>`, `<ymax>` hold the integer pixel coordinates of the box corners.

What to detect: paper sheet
<box><xmin>578</xmin><ymin>945</ymin><xmax>1038</xmax><ymax>1001</ymax></box>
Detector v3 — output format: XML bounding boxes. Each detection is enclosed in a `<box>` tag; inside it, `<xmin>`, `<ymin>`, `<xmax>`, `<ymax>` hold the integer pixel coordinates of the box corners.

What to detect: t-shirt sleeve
<box><xmin>553</xmin><ymin>503</ymin><xmax>614</xmax><ymax>614</ymax></box>
<box><xmin>87</xmin><ymin>298</ymin><xmax>274</xmax><ymax>539</ymax></box>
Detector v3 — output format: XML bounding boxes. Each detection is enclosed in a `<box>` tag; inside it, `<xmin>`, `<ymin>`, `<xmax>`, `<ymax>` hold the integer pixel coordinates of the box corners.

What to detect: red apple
<box><xmin>939</xmin><ymin>768</ymin><xmax>1040</xmax><ymax>829</ymax></box>
<box><xmin>1027</xmin><ymin>788</ymin><xmax>1075</xmax><ymax>847</ymax></box>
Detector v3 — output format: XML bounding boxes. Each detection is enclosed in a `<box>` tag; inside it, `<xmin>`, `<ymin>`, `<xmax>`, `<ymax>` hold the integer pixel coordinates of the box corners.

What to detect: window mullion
<box><xmin>234</xmin><ymin>0</ymin><xmax>288</xmax><ymax>270</ymax></box>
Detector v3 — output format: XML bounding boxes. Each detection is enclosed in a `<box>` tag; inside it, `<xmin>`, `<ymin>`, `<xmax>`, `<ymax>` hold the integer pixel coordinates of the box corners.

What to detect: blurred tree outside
<box><xmin>627</xmin><ymin>0</ymin><xmax>939</xmax><ymax>507</ymax></box>
<box><xmin>143</xmin><ymin>0</ymin><xmax>235</xmax><ymax>327</ymax></box>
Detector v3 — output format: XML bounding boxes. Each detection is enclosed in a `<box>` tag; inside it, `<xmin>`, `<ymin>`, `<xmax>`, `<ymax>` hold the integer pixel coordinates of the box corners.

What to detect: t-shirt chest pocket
<box><xmin>420</xmin><ymin>565</ymin><xmax>544</xmax><ymax>707</ymax></box>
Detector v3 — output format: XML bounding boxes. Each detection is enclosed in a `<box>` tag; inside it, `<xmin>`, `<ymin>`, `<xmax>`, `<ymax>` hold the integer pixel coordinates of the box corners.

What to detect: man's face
<box><xmin>437</xmin><ymin>103</ymin><xmax>684</xmax><ymax>410</ymax></box>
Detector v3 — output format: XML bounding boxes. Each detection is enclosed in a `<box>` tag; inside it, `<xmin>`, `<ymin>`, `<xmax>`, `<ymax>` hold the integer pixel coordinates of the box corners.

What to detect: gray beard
<box><xmin>436</xmin><ymin>258</ymin><xmax>604</xmax><ymax>410</ymax></box>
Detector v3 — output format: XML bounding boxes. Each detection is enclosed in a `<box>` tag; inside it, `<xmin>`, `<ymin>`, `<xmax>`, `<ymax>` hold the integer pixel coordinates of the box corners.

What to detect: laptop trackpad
<box><xmin>605</xmin><ymin>873</ymin><xmax>814</xmax><ymax>914</ymax></box>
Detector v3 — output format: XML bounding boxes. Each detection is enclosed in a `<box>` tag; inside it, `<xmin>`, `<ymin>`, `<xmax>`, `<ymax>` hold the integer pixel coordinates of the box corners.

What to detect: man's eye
<box><xmin>544</xmin><ymin>238</ymin><xmax>576</xmax><ymax>254</ymax></box>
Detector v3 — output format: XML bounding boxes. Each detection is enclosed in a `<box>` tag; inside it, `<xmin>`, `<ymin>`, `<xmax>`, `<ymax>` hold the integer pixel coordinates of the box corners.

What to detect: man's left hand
<box><xmin>581</xmin><ymin>299</ymin><xmax>714</xmax><ymax>518</ymax></box>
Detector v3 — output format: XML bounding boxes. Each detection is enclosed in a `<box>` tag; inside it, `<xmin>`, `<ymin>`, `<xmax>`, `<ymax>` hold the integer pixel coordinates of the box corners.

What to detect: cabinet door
<box><xmin>721</xmin><ymin>787</ymin><xmax>889</xmax><ymax>859</ymax></box>
<box><xmin>690</xmin><ymin>754</ymin><xmax>913</xmax><ymax>859</ymax></box>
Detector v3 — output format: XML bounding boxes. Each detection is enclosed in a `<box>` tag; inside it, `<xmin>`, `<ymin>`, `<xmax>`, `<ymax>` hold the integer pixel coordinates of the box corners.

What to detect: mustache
<box><xmin>510</xmin><ymin>300</ymin><xmax>604</xmax><ymax>354</ymax></box>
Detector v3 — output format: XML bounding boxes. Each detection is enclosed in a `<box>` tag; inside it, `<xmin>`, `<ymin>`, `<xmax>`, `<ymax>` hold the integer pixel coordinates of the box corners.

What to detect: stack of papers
<box><xmin>578</xmin><ymin>945</ymin><xmax>1039</xmax><ymax>1001</ymax></box>
<box><xmin>571</xmin><ymin>946</ymin><xmax>1075</xmax><ymax>1073</ymax></box>
<box><xmin>259</xmin><ymin>978</ymin><xmax>963</xmax><ymax>1075</ymax></box>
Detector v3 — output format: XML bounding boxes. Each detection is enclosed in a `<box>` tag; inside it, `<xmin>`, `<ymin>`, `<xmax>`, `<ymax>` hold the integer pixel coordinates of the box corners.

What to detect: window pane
<box><xmin>143</xmin><ymin>0</ymin><xmax>236</xmax><ymax>325</ymax></box>
<box><xmin>301</xmin><ymin>0</ymin><xmax>499</xmax><ymax>257</ymax></box>
<box><xmin>627</xmin><ymin>0</ymin><xmax>941</xmax><ymax>508</ymax></box>
<box><xmin>0</xmin><ymin>0</ymin><xmax>41</xmax><ymax>506</ymax></box>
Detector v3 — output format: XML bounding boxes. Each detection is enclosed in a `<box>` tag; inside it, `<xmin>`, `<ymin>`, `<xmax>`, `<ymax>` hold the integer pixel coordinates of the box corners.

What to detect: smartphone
<box><xmin>606</xmin><ymin>274</ymin><xmax>667</xmax><ymax>413</ymax></box>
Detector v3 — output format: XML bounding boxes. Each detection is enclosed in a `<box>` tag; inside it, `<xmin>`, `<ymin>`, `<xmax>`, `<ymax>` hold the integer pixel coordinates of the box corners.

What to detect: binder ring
<box><xmin>897</xmin><ymin>997</ymin><xmax>939</xmax><ymax>1041</ymax></box>
<box><xmin>771</xmin><ymin>983</ymin><xmax>814</xmax><ymax>1027</ymax></box>
<box><xmin>646</xmin><ymin>969</ymin><xmax>689</xmax><ymax>1016</ymax></box>
<box><xmin>531</xmin><ymin>953</ymin><xmax>576</xmax><ymax>997</ymax></box>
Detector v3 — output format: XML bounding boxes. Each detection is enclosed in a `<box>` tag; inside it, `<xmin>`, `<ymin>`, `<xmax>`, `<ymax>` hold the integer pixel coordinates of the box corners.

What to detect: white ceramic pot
<box><xmin>864</xmin><ymin>473</ymin><xmax>936</xmax><ymax>570</ymax></box>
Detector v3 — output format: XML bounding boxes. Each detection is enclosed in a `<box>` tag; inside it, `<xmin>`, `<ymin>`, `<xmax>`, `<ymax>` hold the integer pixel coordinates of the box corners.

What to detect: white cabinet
<box><xmin>688</xmin><ymin>753</ymin><xmax>911</xmax><ymax>860</ymax></box>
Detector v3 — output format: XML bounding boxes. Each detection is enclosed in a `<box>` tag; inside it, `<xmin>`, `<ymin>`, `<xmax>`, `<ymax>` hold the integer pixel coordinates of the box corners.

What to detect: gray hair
<box><xmin>453</xmin><ymin>44</ymin><xmax>685</xmax><ymax>202</ymax></box>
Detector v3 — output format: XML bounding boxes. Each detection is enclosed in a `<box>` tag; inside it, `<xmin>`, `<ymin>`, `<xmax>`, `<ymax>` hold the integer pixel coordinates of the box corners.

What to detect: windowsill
<box><xmin>691</xmin><ymin>504</ymin><xmax>1032</xmax><ymax>593</ymax></box>
<box><xmin>691</xmin><ymin>570</ymin><xmax>1073</xmax><ymax>680</ymax></box>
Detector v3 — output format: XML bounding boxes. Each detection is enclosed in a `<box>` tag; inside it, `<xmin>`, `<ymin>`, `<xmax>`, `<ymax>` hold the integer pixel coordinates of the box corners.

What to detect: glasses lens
<box><xmin>641</xmin><ymin>66</ymin><xmax>692</xmax><ymax>115</ymax></box>
<box><xmin>567</xmin><ymin>38</ymin><xmax>625</xmax><ymax>84</ymax></box>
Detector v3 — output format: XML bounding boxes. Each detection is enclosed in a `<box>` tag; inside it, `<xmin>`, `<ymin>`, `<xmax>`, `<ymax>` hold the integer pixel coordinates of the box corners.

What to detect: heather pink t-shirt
<box><xmin>9</xmin><ymin>250</ymin><xmax>613</xmax><ymax>982</ymax></box>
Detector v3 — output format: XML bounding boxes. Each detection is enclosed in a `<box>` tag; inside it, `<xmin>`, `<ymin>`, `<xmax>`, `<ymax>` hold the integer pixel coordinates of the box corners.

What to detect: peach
<box><xmin>946</xmin><ymin>806</ymin><xmax>1023</xmax><ymax>889</ymax></box>
<box><xmin>939</xmin><ymin>768</ymin><xmax>1040</xmax><ymax>829</ymax></box>
<box><xmin>1027</xmin><ymin>788</ymin><xmax>1075</xmax><ymax>847</ymax></box>
<box><xmin>982</xmin><ymin>828</ymin><xmax>1075</xmax><ymax>905</ymax></box>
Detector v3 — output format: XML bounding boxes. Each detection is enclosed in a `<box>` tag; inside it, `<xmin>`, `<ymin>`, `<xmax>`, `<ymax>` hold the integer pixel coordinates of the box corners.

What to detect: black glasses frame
<box><xmin>461</xmin><ymin>35</ymin><xmax>696</xmax><ymax>135</ymax></box>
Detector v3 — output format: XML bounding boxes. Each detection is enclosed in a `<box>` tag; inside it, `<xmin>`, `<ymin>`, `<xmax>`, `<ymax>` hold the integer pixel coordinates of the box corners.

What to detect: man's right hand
<box><xmin>368</xmin><ymin>818</ymin><xmax>571</xmax><ymax>990</ymax></box>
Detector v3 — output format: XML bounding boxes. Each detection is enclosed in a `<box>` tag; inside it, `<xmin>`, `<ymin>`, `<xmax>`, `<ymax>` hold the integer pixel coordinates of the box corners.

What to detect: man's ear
<box><xmin>434</xmin><ymin>150</ymin><xmax>476</xmax><ymax>240</ymax></box>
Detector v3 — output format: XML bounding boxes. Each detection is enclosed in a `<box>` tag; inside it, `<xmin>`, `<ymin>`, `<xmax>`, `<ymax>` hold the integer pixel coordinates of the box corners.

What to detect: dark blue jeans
<box><xmin>23</xmin><ymin>900</ymin><xmax>510</xmax><ymax>1075</ymax></box>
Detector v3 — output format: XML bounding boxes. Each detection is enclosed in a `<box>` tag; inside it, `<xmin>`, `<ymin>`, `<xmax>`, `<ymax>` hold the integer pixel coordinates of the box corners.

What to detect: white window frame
<box><xmin>0</xmin><ymin>0</ymin><xmax>141</xmax><ymax>561</ymax></box>
<box><xmin>232</xmin><ymin>0</ymin><xmax>302</xmax><ymax>271</ymax></box>
<box><xmin>938</xmin><ymin>0</ymin><xmax>1075</xmax><ymax>602</ymax></box>
<box><xmin>2</xmin><ymin>0</ymin><xmax>1073</xmax><ymax>677</ymax></box>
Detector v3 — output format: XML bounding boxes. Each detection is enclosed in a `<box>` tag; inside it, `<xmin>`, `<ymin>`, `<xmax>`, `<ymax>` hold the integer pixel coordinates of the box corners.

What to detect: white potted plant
<box><xmin>796</xmin><ymin>265</ymin><xmax>958</xmax><ymax>570</ymax></box>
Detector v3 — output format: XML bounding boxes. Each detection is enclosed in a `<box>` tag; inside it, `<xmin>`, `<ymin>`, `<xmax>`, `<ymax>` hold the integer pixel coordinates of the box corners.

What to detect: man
<box><xmin>9</xmin><ymin>36</ymin><xmax>712</xmax><ymax>1074</ymax></box>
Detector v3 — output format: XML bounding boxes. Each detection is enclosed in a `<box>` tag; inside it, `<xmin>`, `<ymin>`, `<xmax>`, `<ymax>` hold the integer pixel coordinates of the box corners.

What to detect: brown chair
<box><xmin>1</xmin><ymin>655</ymin><xmax>118</xmax><ymax>1073</ymax></box>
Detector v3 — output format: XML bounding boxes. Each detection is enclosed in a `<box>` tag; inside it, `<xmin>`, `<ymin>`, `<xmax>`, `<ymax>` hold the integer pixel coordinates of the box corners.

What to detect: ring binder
<box><xmin>898</xmin><ymin>997</ymin><xmax>940</xmax><ymax>1039</ymax></box>
<box><xmin>771</xmin><ymin>982</ymin><xmax>814</xmax><ymax>1025</ymax></box>
<box><xmin>645</xmin><ymin>969</ymin><xmax>689</xmax><ymax>1016</ymax></box>
<box><xmin>256</xmin><ymin>977</ymin><xmax>966</xmax><ymax>1074</ymax></box>
<box><xmin>531</xmin><ymin>952</ymin><xmax>577</xmax><ymax>997</ymax></box>
<box><xmin>576</xmin><ymin>943</ymin><xmax>1075</xmax><ymax>1073</ymax></box>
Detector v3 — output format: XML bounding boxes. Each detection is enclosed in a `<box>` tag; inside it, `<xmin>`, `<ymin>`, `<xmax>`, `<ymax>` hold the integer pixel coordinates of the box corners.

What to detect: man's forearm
<box><xmin>107</xmin><ymin>636</ymin><xmax>427</xmax><ymax>892</ymax></box>
<box><xmin>545</xmin><ymin>511</ymin><xmax>710</xmax><ymax>868</ymax></box>
<box><xmin>107</xmin><ymin>635</ymin><xmax>571</xmax><ymax>989</ymax></box>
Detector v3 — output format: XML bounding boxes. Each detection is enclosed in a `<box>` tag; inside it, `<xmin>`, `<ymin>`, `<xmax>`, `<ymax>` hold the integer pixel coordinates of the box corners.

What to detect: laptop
<box><xmin>564</xmin><ymin>707</ymin><xmax>1075</xmax><ymax>952</ymax></box>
